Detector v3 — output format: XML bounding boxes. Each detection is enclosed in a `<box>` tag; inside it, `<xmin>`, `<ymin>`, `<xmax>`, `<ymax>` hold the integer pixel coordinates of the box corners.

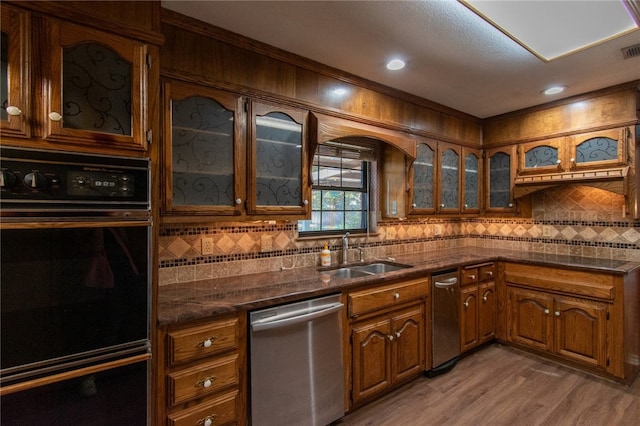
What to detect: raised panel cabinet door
<box><xmin>390</xmin><ymin>305</ymin><xmax>425</xmax><ymax>382</ymax></box>
<box><xmin>43</xmin><ymin>18</ymin><xmax>148</xmax><ymax>151</ymax></box>
<box><xmin>0</xmin><ymin>4</ymin><xmax>30</xmax><ymax>139</ymax></box>
<box><xmin>553</xmin><ymin>296</ymin><xmax>607</xmax><ymax>369</ymax></box>
<box><xmin>351</xmin><ymin>317</ymin><xmax>392</xmax><ymax>405</ymax></box>
<box><xmin>247</xmin><ymin>100</ymin><xmax>309</xmax><ymax>215</ymax></box>
<box><xmin>460</xmin><ymin>285</ymin><xmax>479</xmax><ymax>353</ymax></box>
<box><xmin>478</xmin><ymin>281</ymin><xmax>496</xmax><ymax>344</ymax></box>
<box><xmin>462</xmin><ymin>149</ymin><xmax>481</xmax><ymax>213</ymax></box>
<box><xmin>507</xmin><ymin>287</ymin><xmax>553</xmax><ymax>352</ymax></box>
<box><xmin>163</xmin><ymin>80</ymin><xmax>244</xmax><ymax>216</ymax></box>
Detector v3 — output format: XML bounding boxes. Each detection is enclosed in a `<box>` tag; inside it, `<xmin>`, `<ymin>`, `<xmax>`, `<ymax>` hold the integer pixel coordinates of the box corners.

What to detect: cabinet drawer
<box><xmin>461</xmin><ymin>268</ymin><xmax>479</xmax><ymax>286</ymax></box>
<box><xmin>349</xmin><ymin>278</ymin><xmax>428</xmax><ymax>318</ymax></box>
<box><xmin>167</xmin><ymin>390</ymin><xmax>239</xmax><ymax>426</ymax></box>
<box><xmin>479</xmin><ymin>264</ymin><xmax>496</xmax><ymax>281</ymax></box>
<box><xmin>168</xmin><ymin>354</ymin><xmax>239</xmax><ymax>406</ymax></box>
<box><xmin>168</xmin><ymin>317</ymin><xmax>239</xmax><ymax>366</ymax></box>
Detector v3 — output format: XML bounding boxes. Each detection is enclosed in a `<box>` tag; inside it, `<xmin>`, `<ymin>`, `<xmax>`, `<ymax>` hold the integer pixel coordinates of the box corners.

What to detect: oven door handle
<box><xmin>251</xmin><ymin>302</ymin><xmax>344</xmax><ymax>332</ymax></box>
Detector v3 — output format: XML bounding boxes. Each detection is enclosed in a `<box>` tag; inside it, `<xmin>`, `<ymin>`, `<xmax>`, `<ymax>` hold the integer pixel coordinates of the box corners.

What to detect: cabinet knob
<box><xmin>48</xmin><ymin>111</ymin><xmax>63</xmax><ymax>122</ymax></box>
<box><xmin>440</xmin><ymin>203</ymin><xmax>445</xmax><ymax>208</ymax></box>
<box><xmin>198</xmin><ymin>416</ymin><xmax>216</xmax><ymax>426</ymax></box>
<box><xmin>235</xmin><ymin>198</ymin><xmax>242</xmax><ymax>205</ymax></box>
<box><xmin>387</xmin><ymin>334</ymin><xmax>394</xmax><ymax>341</ymax></box>
<box><xmin>482</xmin><ymin>295</ymin><xmax>488</xmax><ymax>302</ymax></box>
<box><xmin>555</xmin><ymin>311</ymin><xmax>560</xmax><ymax>317</ymax></box>
<box><xmin>197</xmin><ymin>337</ymin><xmax>216</xmax><ymax>348</ymax></box>
<box><xmin>6</xmin><ymin>106</ymin><xmax>22</xmax><ymax>116</ymax></box>
<box><xmin>570</xmin><ymin>157</ymin><xmax>575</xmax><ymax>163</ymax></box>
<box><xmin>464</xmin><ymin>203</ymin><xmax>468</xmax><ymax>208</ymax></box>
<box><xmin>196</xmin><ymin>376</ymin><xmax>216</xmax><ymax>388</ymax></box>
<box><xmin>395</xmin><ymin>331</ymin><xmax>402</xmax><ymax>339</ymax></box>
<box><xmin>464</xmin><ymin>301</ymin><xmax>469</xmax><ymax>307</ymax></box>
<box><xmin>412</xmin><ymin>203</ymin><xmax>417</xmax><ymax>208</ymax></box>
<box><xmin>508</xmin><ymin>203</ymin><xmax>513</xmax><ymax>208</ymax></box>
<box><xmin>468</xmin><ymin>274</ymin><xmax>476</xmax><ymax>280</ymax></box>
<box><xmin>486</xmin><ymin>271</ymin><xmax>493</xmax><ymax>276</ymax></box>
<box><xmin>303</xmin><ymin>199</ymin><xmax>309</xmax><ymax>205</ymax></box>
<box><xmin>393</xmin><ymin>292</ymin><xmax>400</xmax><ymax>300</ymax></box>
<box><xmin>544</xmin><ymin>309</ymin><xmax>550</xmax><ymax>315</ymax></box>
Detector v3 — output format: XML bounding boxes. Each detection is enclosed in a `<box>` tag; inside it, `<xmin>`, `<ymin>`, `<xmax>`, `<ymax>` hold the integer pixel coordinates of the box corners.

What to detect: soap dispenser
<box><xmin>321</xmin><ymin>242</ymin><xmax>331</xmax><ymax>266</ymax></box>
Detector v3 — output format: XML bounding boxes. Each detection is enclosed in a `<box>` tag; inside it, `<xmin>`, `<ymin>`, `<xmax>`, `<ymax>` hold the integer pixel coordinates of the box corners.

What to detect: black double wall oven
<box><xmin>0</xmin><ymin>147</ymin><xmax>151</xmax><ymax>425</ymax></box>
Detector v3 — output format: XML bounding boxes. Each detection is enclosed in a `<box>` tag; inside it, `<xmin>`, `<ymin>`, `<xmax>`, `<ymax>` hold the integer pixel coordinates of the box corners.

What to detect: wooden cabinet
<box><xmin>162</xmin><ymin>80</ymin><xmax>244</xmax><ymax>217</ymax></box>
<box><xmin>247</xmin><ymin>100</ymin><xmax>310</xmax><ymax>216</ymax></box>
<box><xmin>1</xmin><ymin>4</ymin><xmax>30</xmax><ymax>139</ymax></box>
<box><xmin>348</xmin><ymin>278</ymin><xmax>428</xmax><ymax>407</ymax></box>
<box><xmin>161</xmin><ymin>88</ymin><xmax>311</xmax><ymax>221</ymax></box>
<box><xmin>460</xmin><ymin>263</ymin><xmax>496</xmax><ymax>353</ymax></box>
<box><xmin>517</xmin><ymin>127</ymin><xmax>630</xmax><ymax>174</ymax></box>
<box><xmin>500</xmin><ymin>262</ymin><xmax>640</xmax><ymax>383</ymax></box>
<box><xmin>409</xmin><ymin>140</ymin><xmax>480</xmax><ymax>215</ymax></box>
<box><xmin>159</xmin><ymin>314</ymin><xmax>245</xmax><ymax>426</ymax></box>
<box><xmin>0</xmin><ymin>9</ymin><xmax>153</xmax><ymax>155</ymax></box>
<box><xmin>507</xmin><ymin>286</ymin><xmax>607</xmax><ymax>369</ymax></box>
<box><xmin>484</xmin><ymin>146</ymin><xmax>517</xmax><ymax>213</ymax></box>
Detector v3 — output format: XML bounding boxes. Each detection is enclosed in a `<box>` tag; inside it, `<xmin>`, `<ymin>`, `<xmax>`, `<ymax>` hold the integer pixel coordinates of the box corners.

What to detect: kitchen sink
<box><xmin>323</xmin><ymin>261</ymin><xmax>412</xmax><ymax>278</ymax></box>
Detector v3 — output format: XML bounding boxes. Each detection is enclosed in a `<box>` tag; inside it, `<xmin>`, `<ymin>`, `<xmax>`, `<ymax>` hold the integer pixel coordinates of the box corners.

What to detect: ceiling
<box><xmin>161</xmin><ymin>0</ymin><xmax>640</xmax><ymax>119</ymax></box>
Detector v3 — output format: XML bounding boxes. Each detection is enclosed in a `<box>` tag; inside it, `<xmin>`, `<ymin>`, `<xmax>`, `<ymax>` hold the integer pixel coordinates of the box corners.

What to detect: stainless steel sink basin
<box><xmin>351</xmin><ymin>262</ymin><xmax>410</xmax><ymax>274</ymax></box>
<box><xmin>324</xmin><ymin>261</ymin><xmax>412</xmax><ymax>278</ymax></box>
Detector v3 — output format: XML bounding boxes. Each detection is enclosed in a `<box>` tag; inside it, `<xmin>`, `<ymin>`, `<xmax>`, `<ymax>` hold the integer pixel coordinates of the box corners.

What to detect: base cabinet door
<box><xmin>351</xmin><ymin>317</ymin><xmax>392</xmax><ymax>404</ymax></box>
<box><xmin>391</xmin><ymin>305</ymin><xmax>425</xmax><ymax>382</ymax></box>
<box><xmin>507</xmin><ymin>287</ymin><xmax>553</xmax><ymax>351</ymax></box>
<box><xmin>478</xmin><ymin>281</ymin><xmax>496</xmax><ymax>344</ymax></box>
<box><xmin>460</xmin><ymin>285</ymin><xmax>479</xmax><ymax>352</ymax></box>
<box><xmin>553</xmin><ymin>295</ymin><xmax>607</xmax><ymax>369</ymax></box>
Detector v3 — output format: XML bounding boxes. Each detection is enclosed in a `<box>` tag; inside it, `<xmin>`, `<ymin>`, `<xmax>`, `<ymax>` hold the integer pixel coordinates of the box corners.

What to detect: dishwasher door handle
<box><xmin>434</xmin><ymin>277</ymin><xmax>458</xmax><ymax>288</ymax></box>
<box><xmin>251</xmin><ymin>302</ymin><xmax>344</xmax><ymax>332</ymax></box>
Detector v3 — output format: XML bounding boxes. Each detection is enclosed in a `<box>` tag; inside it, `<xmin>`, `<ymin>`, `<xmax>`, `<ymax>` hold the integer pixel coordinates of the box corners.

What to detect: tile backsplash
<box><xmin>158</xmin><ymin>185</ymin><xmax>640</xmax><ymax>285</ymax></box>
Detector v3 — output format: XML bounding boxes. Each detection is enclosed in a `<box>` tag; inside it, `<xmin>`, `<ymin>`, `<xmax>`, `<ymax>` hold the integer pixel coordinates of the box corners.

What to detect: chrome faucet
<box><xmin>341</xmin><ymin>232</ymin><xmax>350</xmax><ymax>265</ymax></box>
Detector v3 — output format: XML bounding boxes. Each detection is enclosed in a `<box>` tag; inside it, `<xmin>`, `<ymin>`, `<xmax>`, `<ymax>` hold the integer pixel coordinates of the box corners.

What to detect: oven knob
<box><xmin>0</xmin><ymin>170</ymin><xmax>17</xmax><ymax>188</ymax></box>
<box><xmin>23</xmin><ymin>171</ymin><xmax>47</xmax><ymax>189</ymax></box>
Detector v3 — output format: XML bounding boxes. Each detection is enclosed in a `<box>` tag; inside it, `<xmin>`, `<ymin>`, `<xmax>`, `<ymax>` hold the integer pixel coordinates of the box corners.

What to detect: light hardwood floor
<box><xmin>337</xmin><ymin>343</ymin><xmax>640</xmax><ymax>426</ymax></box>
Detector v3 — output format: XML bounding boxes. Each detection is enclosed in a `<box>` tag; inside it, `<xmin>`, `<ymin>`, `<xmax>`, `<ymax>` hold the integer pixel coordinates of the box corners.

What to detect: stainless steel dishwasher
<box><xmin>430</xmin><ymin>270</ymin><xmax>460</xmax><ymax>376</ymax></box>
<box><xmin>249</xmin><ymin>293</ymin><xmax>344</xmax><ymax>426</ymax></box>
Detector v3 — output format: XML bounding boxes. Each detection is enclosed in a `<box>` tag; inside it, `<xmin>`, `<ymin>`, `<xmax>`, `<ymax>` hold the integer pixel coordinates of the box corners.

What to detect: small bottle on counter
<box><xmin>321</xmin><ymin>242</ymin><xmax>331</xmax><ymax>266</ymax></box>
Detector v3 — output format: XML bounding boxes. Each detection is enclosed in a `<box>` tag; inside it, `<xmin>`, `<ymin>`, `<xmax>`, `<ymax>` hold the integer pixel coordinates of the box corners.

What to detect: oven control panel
<box><xmin>0</xmin><ymin>147</ymin><xmax>149</xmax><ymax>211</ymax></box>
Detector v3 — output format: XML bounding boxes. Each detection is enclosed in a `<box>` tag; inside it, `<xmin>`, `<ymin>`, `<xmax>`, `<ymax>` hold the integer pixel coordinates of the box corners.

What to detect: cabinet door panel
<box><xmin>554</xmin><ymin>296</ymin><xmax>607</xmax><ymax>369</ymax></box>
<box><xmin>507</xmin><ymin>287</ymin><xmax>552</xmax><ymax>351</ymax></box>
<box><xmin>462</xmin><ymin>149</ymin><xmax>481</xmax><ymax>212</ymax></box>
<box><xmin>410</xmin><ymin>141</ymin><xmax>436</xmax><ymax>213</ymax></box>
<box><xmin>568</xmin><ymin>128</ymin><xmax>628</xmax><ymax>170</ymax></box>
<box><xmin>478</xmin><ymin>281</ymin><xmax>496</xmax><ymax>344</ymax></box>
<box><xmin>485</xmin><ymin>146</ymin><xmax>516</xmax><ymax>212</ymax></box>
<box><xmin>351</xmin><ymin>318</ymin><xmax>391</xmax><ymax>404</ymax></box>
<box><xmin>391</xmin><ymin>305</ymin><xmax>424</xmax><ymax>382</ymax></box>
<box><xmin>460</xmin><ymin>286</ymin><xmax>478</xmax><ymax>352</ymax></box>
<box><xmin>439</xmin><ymin>145</ymin><xmax>460</xmax><ymax>212</ymax></box>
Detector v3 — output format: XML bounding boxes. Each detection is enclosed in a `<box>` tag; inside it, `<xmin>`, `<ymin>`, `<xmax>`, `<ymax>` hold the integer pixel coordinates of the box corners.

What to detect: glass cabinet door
<box><xmin>410</xmin><ymin>141</ymin><xmax>436</xmax><ymax>213</ymax></box>
<box><xmin>517</xmin><ymin>137</ymin><xmax>565</xmax><ymax>174</ymax></box>
<box><xmin>486</xmin><ymin>146</ymin><xmax>516</xmax><ymax>211</ymax></box>
<box><xmin>163</xmin><ymin>80</ymin><xmax>244</xmax><ymax>216</ymax></box>
<box><xmin>462</xmin><ymin>149</ymin><xmax>481</xmax><ymax>213</ymax></box>
<box><xmin>247</xmin><ymin>100</ymin><xmax>309</xmax><ymax>215</ymax></box>
<box><xmin>567</xmin><ymin>128</ymin><xmax>628</xmax><ymax>170</ymax></box>
<box><xmin>43</xmin><ymin>19</ymin><xmax>148</xmax><ymax>152</ymax></box>
<box><xmin>0</xmin><ymin>4</ymin><xmax>29</xmax><ymax>138</ymax></box>
<box><xmin>439</xmin><ymin>145</ymin><xmax>460</xmax><ymax>212</ymax></box>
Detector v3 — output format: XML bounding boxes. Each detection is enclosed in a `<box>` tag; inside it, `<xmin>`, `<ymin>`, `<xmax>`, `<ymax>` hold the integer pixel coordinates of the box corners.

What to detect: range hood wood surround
<box><xmin>513</xmin><ymin>166</ymin><xmax>629</xmax><ymax>198</ymax></box>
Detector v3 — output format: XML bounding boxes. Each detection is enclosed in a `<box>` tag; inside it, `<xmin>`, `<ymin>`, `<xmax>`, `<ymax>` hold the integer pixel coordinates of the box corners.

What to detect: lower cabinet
<box><xmin>157</xmin><ymin>313</ymin><xmax>245</xmax><ymax>426</ymax></box>
<box><xmin>460</xmin><ymin>263</ymin><xmax>496</xmax><ymax>353</ymax></box>
<box><xmin>347</xmin><ymin>278</ymin><xmax>428</xmax><ymax>408</ymax></box>
<box><xmin>507</xmin><ymin>286</ymin><xmax>607</xmax><ymax>369</ymax></box>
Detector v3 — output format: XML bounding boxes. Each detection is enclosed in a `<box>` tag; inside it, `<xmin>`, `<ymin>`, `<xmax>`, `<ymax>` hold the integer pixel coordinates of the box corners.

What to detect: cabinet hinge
<box><xmin>146</xmin><ymin>129</ymin><xmax>152</xmax><ymax>145</ymax></box>
<box><xmin>146</xmin><ymin>53</ymin><xmax>152</xmax><ymax>69</ymax></box>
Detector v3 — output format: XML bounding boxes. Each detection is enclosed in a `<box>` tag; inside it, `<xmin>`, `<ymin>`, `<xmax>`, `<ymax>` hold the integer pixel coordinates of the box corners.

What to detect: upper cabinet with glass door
<box><xmin>566</xmin><ymin>127</ymin><xmax>629</xmax><ymax>171</ymax></box>
<box><xmin>438</xmin><ymin>143</ymin><xmax>461</xmax><ymax>213</ymax></box>
<box><xmin>1</xmin><ymin>4</ymin><xmax>30</xmax><ymax>139</ymax></box>
<box><xmin>462</xmin><ymin>148</ymin><xmax>481</xmax><ymax>214</ymax></box>
<box><xmin>162</xmin><ymin>80</ymin><xmax>244</xmax><ymax>218</ymax></box>
<box><xmin>247</xmin><ymin>100</ymin><xmax>310</xmax><ymax>216</ymax></box>
<box><xmin>409</xmin><ymin>140</ymin><xmax>437</xmax><ymax>215</ymax></box>
<box><xmin>41</xmin><ymin>18</ymin><xmax>149</xmax><ymax>152</ymax></box>
<box><xmin>485</xmin><ymin>146</ymin><xmax>517</xmax><ymax>213</ymax></box>
<box><xmin>517</xmin><ymin>137</ymin><xmax>566</xmax><ymax>175</ymax></box>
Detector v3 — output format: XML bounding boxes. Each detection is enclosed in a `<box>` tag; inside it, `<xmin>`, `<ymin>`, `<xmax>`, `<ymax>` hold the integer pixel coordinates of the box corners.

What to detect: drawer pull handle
<box><xmin>393</xmin><ymin>292</ymin><xmax>400</xmax><ymax>300</ymax></box>
<box><xmin>198</xmin><ymin>337</ymin><xmax>217</xmax><ymax>348</ymax></box>
<box><xmin>197</xmin><ymin>415</ymin><xmax>216</xmax><ymax>426</ymax></box>
<box><xmin>468</xmin><ymin>274</ymin><xmax>476</xmax><ymax>280</ymax></box>
<box><xmin>486</xmin><ymin>271</ymin><xmax>493</xmax><ymax>276</ymax></box>
<box><xmin>196</xmin><ymin>376</ymin><xmax>217</xmax><ymax>388</ymax></box>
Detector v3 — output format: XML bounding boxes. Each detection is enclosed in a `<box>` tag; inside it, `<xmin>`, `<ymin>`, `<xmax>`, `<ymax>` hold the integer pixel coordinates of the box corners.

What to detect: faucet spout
<box><xmin>341</xmin><ymin>232</ymin><xmax>350</xmax><ymax>265</ymax></box>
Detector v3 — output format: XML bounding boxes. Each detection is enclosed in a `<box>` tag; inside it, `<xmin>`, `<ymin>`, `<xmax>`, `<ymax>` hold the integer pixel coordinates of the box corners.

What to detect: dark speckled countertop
<box><xmin>158</xmin><ymin>247</ymin><xmax>640</xmax><ymax>326</ymax></box>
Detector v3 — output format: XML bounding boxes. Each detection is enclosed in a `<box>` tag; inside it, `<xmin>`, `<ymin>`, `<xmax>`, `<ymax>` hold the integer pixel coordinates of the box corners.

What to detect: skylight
<box><xmin>460</xmin><ymin>0</ymin><xmax>640</xmax><ymax>61</ymax></box>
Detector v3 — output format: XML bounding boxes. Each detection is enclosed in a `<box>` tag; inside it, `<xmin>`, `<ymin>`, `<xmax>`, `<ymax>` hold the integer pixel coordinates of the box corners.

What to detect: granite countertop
<box><xmin>158</xmin><ymin>247</ymin><xmax>640</xmax><ymax>326</ymax></box>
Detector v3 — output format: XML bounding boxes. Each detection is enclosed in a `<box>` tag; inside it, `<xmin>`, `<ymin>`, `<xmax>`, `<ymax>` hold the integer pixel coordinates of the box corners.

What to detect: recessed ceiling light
<box><xmin>542</xmin><ymin>86</ymin><xmax>566</xmax><ymax>95</ymax></box>
<box><xmin>386</xmin><ymin>59</ymin><xmax>406</xmax><ymax>70</ymax></box>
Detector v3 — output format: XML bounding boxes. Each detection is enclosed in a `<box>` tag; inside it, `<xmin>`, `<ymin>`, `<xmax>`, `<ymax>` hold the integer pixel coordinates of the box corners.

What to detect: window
<box><xmin>298</xmin><ymin>143</ymin><xmax>374</xmax><ymax>236</ymax></box>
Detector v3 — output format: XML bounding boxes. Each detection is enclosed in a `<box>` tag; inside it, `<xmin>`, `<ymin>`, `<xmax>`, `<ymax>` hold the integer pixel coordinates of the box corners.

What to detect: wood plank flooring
<box><xmin>337</xmin><ymin>344</ymin><xmax>640</xmax><ymax>426</ymax></box>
